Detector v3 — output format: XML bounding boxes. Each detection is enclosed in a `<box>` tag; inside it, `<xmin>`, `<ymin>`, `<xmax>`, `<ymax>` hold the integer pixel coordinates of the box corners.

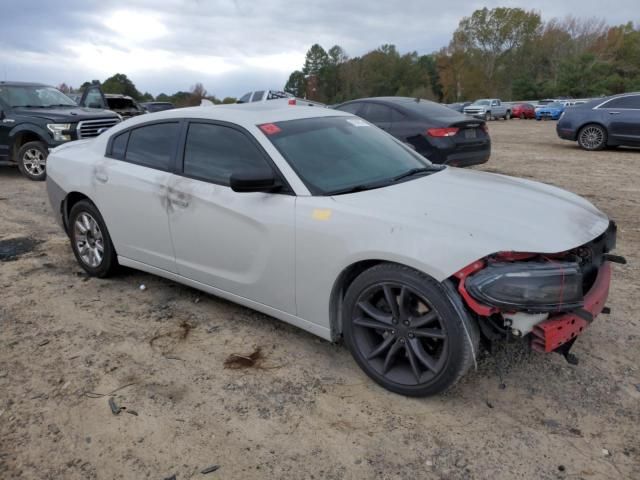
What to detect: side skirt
<box><xmin>117</xmin><ymin>256</ymin><xmax>333</xmax><ymax>341</ymax></box>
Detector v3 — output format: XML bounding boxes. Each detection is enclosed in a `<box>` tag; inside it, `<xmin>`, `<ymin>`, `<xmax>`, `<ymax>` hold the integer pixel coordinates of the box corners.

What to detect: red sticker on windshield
<box><xmin>259</xmin><ymin>123</ymin><xmax>282</xmax><ymax>135</ymax></box>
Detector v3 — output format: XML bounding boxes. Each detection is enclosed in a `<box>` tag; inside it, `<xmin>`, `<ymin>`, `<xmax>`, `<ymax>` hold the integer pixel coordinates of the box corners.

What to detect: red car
<box><xmin>512</xmin><ymin>103</ymin><xmax>536</xmax><ymax>119</ymax></box>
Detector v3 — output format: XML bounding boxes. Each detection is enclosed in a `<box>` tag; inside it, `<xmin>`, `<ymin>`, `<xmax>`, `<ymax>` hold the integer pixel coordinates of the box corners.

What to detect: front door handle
<box><xmin>608</xmin><ymin>111</ymin><xmax>621</xmax><ymax>115</ymax></box>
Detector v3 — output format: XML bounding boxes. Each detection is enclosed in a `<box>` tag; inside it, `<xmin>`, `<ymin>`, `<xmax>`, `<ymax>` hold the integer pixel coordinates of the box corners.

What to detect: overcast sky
<box><xmin>0</xmin><ymin>1</ymin><xmax>636</xmax><ymax>98</ymax></box>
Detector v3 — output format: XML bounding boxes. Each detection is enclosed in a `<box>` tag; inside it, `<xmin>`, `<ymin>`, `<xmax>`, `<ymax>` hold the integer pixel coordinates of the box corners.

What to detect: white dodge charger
<box><xmin>46</xmin><ymin>104</ymin><xmax>621</xmax><ymax>396</ymax></box>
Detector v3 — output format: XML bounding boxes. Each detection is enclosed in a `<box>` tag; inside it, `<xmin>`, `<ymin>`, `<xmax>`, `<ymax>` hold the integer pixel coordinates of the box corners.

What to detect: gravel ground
<box><xmin>1</xmin><ymin>119</ymin><xmax>639</xmax><ymax>479</ymax></box>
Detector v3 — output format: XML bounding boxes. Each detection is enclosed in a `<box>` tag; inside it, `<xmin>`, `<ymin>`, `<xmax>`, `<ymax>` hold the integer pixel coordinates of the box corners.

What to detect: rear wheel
<box><xmin>520</xmin><ymin>113</ymin><xmax>526</xmax><ymax>120</ymax></box>
<box><xmin>578</xmin><ymin>124</ymin><xmax>607</xmax><ymax>151</ymax></box>
<box><xmin>17</xmin><ymin>141</ymin><xmax>48</xmax><ymax>181</ymax></box>
<box><xmin>342</xmin><ymin>263</ymin><xmax>478</xmax><ymax>397</ymax></box>
<box><xmin>69</xmin><ymin>200</ymin><xmax>118</xmax><ymax>277</ymax></box>
<box><xmin>505</xmin><ymin>111</ymin><xmax>511</xmax><ymax>120</ymax></box>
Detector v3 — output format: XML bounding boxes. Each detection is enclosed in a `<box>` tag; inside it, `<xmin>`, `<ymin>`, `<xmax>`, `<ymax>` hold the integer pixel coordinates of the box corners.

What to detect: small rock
<box><xmin>139</xmin><ymin>284</ymin><xmax>146</xmax><ymax>291</ymax></box>
<box><xmin>602</xmin><ymin>448</ymin><xmax>610</xmax><ymax>457</ymax></box>
<box><xmin>425</xmin><ymin>460</ymin><xmax>434</xmax><ymax>467</ymax></box>
<box><xmin>635</xmin><ymin>384</ymin><xmax>640</xmax><ymax>393</ymax></box>
<box><xmin>0</xmin><ymin>371</ymin><xmax>7</xmax><ymax>378</ymax></box>
<box><xmin>194</xmin><ymin>297</ymin><xmax>201</xmax><ymax>304</ymax></box>
<box><xmin>558</xmin><ymin>465</ymin><xmax>565</xmax><ymax>472</ymax></box>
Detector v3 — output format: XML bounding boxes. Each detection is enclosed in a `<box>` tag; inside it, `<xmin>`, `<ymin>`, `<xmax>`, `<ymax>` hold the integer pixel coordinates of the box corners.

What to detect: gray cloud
<box><xmin>0</xmin><ymin>0</ymin><xmax>637</xmax><ymax>97</ymax></box>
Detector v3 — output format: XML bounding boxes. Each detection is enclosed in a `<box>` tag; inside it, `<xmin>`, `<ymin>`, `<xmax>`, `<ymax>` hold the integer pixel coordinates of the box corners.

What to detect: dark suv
<box><xmin>0</xmin><ymin>81</ymin><xmax>120</xmax><ymax>180</ymax></box>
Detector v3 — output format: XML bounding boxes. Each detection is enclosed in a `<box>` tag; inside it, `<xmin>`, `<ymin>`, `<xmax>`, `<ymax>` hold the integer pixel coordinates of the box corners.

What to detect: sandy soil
<box><xmin>1</xmin><ymin>119</ymin><xmax>639</xmax><ymax>479</ymax></box>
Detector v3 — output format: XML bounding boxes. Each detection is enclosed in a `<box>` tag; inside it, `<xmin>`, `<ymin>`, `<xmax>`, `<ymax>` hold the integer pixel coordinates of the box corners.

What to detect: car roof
<box><xmin>109</xmin><ymin>103</ymin><xmax>346</xmax><ymax>131</ymax></box>
<box><xmin>0</xmin><ymin>81</ymin><xmax>49</xmax><ymax>87</ymax></box>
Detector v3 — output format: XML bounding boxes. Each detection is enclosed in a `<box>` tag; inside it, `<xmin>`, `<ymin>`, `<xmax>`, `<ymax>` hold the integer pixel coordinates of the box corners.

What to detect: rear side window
<box><xmin>251</xmin><ymin>91</ymin><xmax>265</xmax><ymax>102</ymax></box>
<box><xmin>360</xmin><ymin>103</ymin><xmax>392</xmax><ymax>123</ymax></box>
<box><xmin>238</xmin><ymin>92</ymin><xmax>251</xmax><ymax>103</ymax></box>
<box><xmin>391</xmin><ymin>109</ymin><xmax>407</xmax><ymax>122</ymax></box>
<box><xmin>400</xmin><ymin>99</ymin><xmax>462</xmax><ymax>118</ymax></box>
<box><xmin>125</xmin><ymin>122</ymin><xmax>180</xmax><ymax>170</ymax></box>
<box><xmin>183</xmin><ymin>123</ymin><xmax>272</xmax><ymax>185</ymax></box>
<box><xmin>601</xmin><ymin>95</ymin><xmax>640</xmax><ymax>109</ymax></box>
<box><xmin>110</xmin><ymin>131</ymin><xmax>129</xmax><ymax>159</ymax></box>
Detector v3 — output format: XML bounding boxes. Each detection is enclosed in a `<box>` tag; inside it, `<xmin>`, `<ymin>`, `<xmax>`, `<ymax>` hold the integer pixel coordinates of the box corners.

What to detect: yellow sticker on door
<box><xmin>312</xmin><ymin>209</ymin><xmax>332</xmax><ymax>221</ymax></box>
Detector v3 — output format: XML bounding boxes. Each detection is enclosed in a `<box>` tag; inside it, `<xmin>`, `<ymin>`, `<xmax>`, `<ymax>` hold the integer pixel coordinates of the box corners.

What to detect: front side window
<box><xmin>335</xmin><ymin>103</ymin><xmax>362</xmax><ymax>115</ymax></box>
<box><xmin>125</xmin><ymin>122</ymin><xmax>180</xmax><ymax>170</ymax></box>
<box><xmin>601</xmin><ymin>95</ymin><xmax>640</xmax><ymax>109</ymax></box>
<box><xmin>262</xmin><ymin>116</ymin><xmax>436</xmax><ymax>195</ymax></box>
<box><xmin>183</xmin><ymin>123</ymin><xmax>271</xmax><ymax>185</ymax></box>
<box><xmin>360</xmin><ymin>103</ymin><xmax>391</xmax><ymax>123</ymax></box>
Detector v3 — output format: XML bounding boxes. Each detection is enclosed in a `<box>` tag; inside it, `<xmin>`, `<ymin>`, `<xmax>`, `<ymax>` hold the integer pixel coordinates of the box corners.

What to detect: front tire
<box><xmin>578</xmin><ymin>124</ymin><xmax>607</xmax><ymax>151</ymax></box>
<box><xmin>69</xmin><ymin>200</ymin><xmax>118</xmax><ymax>277</ymax></box>
<box><xmin>17</xmin><ymin>141</ymin><xmax>48</xmax><ymax>181</ymax></box>
<box><xmin>342</xmin><ymin>263</ymin><xmax>478</xmax><ymax>397</ymax></box>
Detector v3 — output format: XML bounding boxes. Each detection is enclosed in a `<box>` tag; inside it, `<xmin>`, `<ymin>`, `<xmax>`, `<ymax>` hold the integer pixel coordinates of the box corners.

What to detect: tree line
<box><xmin>58</xmin><ymin>74</ymin><xmax>237</xmax><ymax>107</ymax></box>
<box><xmin>285</xmin><ymin>7</ymin><xmax>640</xmax><ymax>104</ymax></box>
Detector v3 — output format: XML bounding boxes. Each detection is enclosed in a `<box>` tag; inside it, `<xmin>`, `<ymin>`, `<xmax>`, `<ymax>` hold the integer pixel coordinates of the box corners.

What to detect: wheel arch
<box><xmin>328</xmin><ymin>258</ymin><xmax>447</xmax><ymax>341</ymax></box>
<box><xmin>9</xmin><ymin>125</ymin><xmax>49</xmax><ymax>162</ymax></box>
<box><xmin>62</xmin><ymin>191</ymin><xmax>95</xmax><ymax>233</ymax></box>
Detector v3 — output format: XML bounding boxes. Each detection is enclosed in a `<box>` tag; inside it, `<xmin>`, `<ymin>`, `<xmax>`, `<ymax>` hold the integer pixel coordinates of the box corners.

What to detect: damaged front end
<box><xmin>452</xmin><ymin>221</ymin><xmax>624</xmax><ymax>360</ymax></box>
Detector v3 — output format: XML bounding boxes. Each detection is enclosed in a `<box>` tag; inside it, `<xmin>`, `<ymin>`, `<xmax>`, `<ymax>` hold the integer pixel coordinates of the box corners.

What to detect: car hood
<box><xmin>332</xmin><ymin>167</ymin><xmax>609</xmax><ymax>256</ymax></box>
<box><xmin>13</xmin><ymin>106</ymin><xmax>118</xmax><ymax>122</ymax></box>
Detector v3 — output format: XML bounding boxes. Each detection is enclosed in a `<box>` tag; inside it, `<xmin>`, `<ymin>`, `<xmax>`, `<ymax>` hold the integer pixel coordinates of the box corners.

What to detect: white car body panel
<box><xmin>46</xmin><ymin>104</ymin><xmax>610</xmax><ymax>341</ymax></box>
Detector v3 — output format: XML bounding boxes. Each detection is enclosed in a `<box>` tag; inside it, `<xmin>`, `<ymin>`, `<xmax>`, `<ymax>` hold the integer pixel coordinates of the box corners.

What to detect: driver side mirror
<box><xmin>230</xmin><ymin>169</ymin><xmax>281</xmax><ymax>193</ymax></box>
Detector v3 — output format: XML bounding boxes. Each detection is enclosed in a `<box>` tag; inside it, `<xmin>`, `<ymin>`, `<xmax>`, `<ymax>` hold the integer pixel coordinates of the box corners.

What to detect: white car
<box><xmin>46</xmin><ymin>104</ymin><xmax>621</xmax><ymax>396</ymax></box>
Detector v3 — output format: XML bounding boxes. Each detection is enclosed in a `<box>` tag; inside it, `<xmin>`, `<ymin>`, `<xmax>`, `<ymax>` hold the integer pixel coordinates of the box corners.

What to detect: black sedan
<box><xmin>557</xmin><ymin>93</ymin><xmax>640</xmax><ymax>150</ymax></box>
<box><xmin>334</xmin><ymin>97</ymin><xmax>490</xmax><ymax>167</ymax></box>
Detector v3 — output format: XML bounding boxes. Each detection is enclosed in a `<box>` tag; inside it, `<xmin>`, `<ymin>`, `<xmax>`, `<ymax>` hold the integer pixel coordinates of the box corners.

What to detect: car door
<box><xmin>167</xmin><ymin>120</ymin><xmax>296</xmax><ymax>314</ymax></box>
<box><xmin>600</xmin><ymin>95</ymin><xmax>640</xmax><ymax>144</ymax></box>
<box><xmin>357</xmin><ymin>102</ymin><xmax>393</xmax><ymax>131</ymax></box>
<box><xmin>95</xmin><ymin>121</ymin><xmax>180</xmax><ymax>272</ymax></box>
<box><xmin>79</xmin><ymin>85</ymin><xmax>108</xmax><ymax>110</ymax></box>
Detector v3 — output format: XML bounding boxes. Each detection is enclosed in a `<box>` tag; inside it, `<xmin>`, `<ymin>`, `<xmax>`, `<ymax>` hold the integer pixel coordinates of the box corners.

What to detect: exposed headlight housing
<box><xmin>466</xmin><ymin>262</ymin><xmax>583</xmax><ymax>312</ymax></box>
<box><xmin>47</xmin><ymin>123</ymin><xmax>72</xmax><ymax>142</ymax></box>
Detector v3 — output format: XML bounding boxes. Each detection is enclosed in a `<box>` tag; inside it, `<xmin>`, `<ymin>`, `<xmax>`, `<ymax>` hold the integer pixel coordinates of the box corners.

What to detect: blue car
<box><xmin>536</xmin><ymin>102</ymin><xmax>565</xmax><ymax>121</ymax></box>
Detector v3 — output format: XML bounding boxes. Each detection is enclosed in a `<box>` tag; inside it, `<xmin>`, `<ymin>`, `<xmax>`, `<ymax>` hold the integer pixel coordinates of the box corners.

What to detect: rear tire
<box><xmin>520</xmin><ymin>113</ymin><xmax>526</xmax><ymax>120</ymax></box>
<box><xmin>505</xmin><ymin>111</ymin><xmax>511</xmax><ymax>120</ymax></box>
<box><xmin>342</xmin><ymin>263</ymin><xmax>478</xmax><ymax>397</ymax></box>
<box><xmin>17</xmin><ymin>141</ymin><xmax>48</xmax><ymax>181</ymax></box>
<box><xmin>578</xmin><ymin>124</ymin><xmax>607</xmax><ymax>151</ymax></box>
<box><xmin>69</xmin><ymin>200</ymin><xmax>118</xmax><ymax>277</ymax></box>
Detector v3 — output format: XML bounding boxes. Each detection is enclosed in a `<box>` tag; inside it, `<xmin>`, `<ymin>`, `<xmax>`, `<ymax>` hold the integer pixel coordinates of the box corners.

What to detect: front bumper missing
<box><xmin>531</xmin><ymin>262</ymin><xmax>612</xmax><ymax>353</ymax></box>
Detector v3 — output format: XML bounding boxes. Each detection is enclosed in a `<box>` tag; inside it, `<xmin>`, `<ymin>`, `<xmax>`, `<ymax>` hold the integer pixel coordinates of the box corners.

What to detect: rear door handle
<box><xmin>168</xmin><ymin>192</ymin><xmax>189</xmax><ymax>208</ymax></box>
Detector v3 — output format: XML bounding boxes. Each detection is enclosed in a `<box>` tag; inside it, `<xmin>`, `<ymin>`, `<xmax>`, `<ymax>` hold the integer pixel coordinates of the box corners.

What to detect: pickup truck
<box><xmin>0</xmin><ymin>81</ymin><xmax>120</xmax><ymax>180</ymax></box>
<box><xmin>463</xmin><ymin>99</ymin><xmax>511</xmax><ymax>121</ymax></box>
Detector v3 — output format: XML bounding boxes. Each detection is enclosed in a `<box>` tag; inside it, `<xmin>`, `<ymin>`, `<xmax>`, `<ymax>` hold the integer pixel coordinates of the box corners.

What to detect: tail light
<box><xmin>427</xmin><ymin>127</ymin><xmax>459</xmax><ymax>137</ymax></box>
<box><xmin>288</xmin><ymin>99</ymin><xmax>296</xmax><ymax>105</ymax></box>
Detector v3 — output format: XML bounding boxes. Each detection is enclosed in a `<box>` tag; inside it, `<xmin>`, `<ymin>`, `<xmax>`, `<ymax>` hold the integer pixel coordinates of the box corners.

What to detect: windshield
<box><xmin>262</xmin><ymin>116</ymin><xmax>438</xmax><ymax>195</ymax></box>
<box><xmin>472</xmin><ymin>100</ymin><xmax>491</xmax><ymax>106</ymax></box>
<box><xmin>0</xmin><ymin>85</ymin><xmax>76</xmax><ymax>108</ymax></box>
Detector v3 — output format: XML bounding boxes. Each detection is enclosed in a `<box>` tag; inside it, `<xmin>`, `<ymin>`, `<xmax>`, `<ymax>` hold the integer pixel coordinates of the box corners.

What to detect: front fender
<box><xmin>9</xmin><ymin>123</ymin><xmax>51</xmax><ymax>150</ymax></box>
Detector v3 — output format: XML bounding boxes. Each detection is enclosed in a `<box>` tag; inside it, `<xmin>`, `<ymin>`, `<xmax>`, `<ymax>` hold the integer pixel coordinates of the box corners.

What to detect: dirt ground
<box><xmin>1</xmin><ymin>119</ymin><xmax>639</xmax><ymax>480</ymax></box>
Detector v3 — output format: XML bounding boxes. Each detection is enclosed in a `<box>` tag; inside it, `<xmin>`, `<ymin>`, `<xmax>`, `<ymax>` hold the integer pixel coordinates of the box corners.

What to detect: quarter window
<box><xmin>110</xmin><ymin>131</ymin><xmax>129</xmax><ymax>159</ymax></box>
<box><xmin>183</xmin><ymin>123</ymin><xmax>272</xmax><ymax>185</ymax></box>
<box><xmin>125</xmin><ymin>122</ymin><xmax>180</xmax><ymax>170</ymax></box>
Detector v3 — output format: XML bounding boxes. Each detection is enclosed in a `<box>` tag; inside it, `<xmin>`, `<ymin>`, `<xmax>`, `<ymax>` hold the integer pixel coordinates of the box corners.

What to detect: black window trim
<box><xmin>175</xmin><ymin>118</ymin><xmax>294</xmax><ymax>195</ymax></box>
<box><xmin>105</xmin><ymin>119</ymin><xmax>184</xmax><ymax>174</ymax></box>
